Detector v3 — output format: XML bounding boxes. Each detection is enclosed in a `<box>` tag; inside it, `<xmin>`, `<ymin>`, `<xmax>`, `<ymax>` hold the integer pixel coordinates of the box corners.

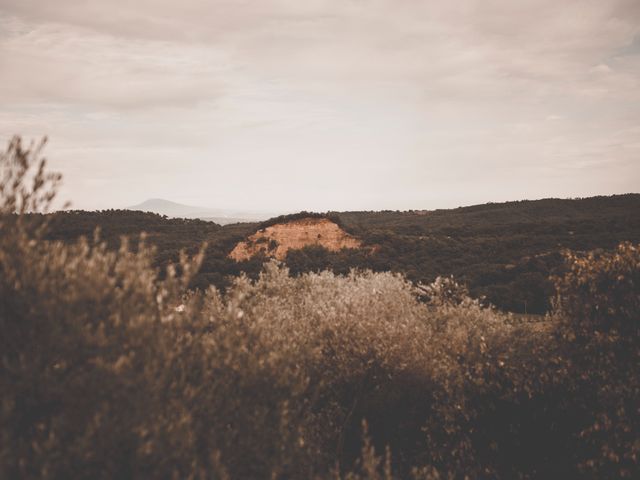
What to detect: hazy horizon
<box><xmin>58</xmin><ymin>192</ymin><xmax>640</xmax><ymax>218</ymax></box>
<box><xmin>1</xmin><ymin>0</ymin><xmax>639</xmax><ymax>212</ymax></box>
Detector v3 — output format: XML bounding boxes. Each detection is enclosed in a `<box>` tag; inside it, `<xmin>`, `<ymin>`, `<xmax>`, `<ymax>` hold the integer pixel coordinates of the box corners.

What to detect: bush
<box><xmin>1</xmin><ymin>136</ymin><xmax>639</xmax><ymax>479</ymax></box>
<box><xmin>553</xmin><ymin>242</ymin><xmax>640</xmax><ymax>334</ymax></box>
<box><xmin>549</xmin><ymin>243</ymin><xmax>640</xmax><ymax>478</ymax></box>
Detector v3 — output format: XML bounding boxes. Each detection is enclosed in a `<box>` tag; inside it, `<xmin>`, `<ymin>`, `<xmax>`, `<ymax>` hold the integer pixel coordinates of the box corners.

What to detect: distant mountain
<box><xmin>127</xmin><ymin>198</ymin><xmax>275</xmax><ymax>225</ymax></box>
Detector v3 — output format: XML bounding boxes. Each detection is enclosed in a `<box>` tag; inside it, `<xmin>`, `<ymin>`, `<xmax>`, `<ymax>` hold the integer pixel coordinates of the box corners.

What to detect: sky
<box><xmin>0</xmin><ymin>0</ymin><xmax>639</xmax><ymax>213</ymax></box>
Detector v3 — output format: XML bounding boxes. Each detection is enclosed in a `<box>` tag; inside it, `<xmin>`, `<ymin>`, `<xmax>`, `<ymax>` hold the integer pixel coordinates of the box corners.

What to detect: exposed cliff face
<box><xmin>229</xmin><ymin>217</ymin><xmax>363</xmax><ymax>261</ymax></box>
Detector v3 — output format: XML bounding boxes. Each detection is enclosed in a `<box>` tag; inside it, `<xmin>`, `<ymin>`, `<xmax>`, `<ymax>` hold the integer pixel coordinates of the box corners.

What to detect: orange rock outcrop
<box><xmin>229</xmin><ymin>217</ymin><xmax>363</xmax><ymax>261</ymax></box>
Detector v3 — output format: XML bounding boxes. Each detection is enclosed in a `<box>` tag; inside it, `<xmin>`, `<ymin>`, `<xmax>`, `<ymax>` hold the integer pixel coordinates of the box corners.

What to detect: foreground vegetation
<box><xmin>2</xmin><ymin>137</ymin><xmax>639</xmax><ymax>478</ymax></box>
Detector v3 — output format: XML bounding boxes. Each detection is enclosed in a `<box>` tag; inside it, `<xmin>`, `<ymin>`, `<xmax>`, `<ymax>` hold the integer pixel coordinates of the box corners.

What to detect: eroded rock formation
<box><xmin>229</xmin><ymin>217</ymin><xmax>362</xmax><ymax>261</ymax></box>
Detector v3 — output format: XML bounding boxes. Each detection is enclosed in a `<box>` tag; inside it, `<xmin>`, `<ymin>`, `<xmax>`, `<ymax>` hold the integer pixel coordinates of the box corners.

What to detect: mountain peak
<box><xmin>127</xmin><ymin>199</ymin><xmax>278</xmax><ymax>225</ymax></box>
<box><xmin>131</xmin><ymin>198</ymin><xmax>198</xmax><ymax>210</ymax></box>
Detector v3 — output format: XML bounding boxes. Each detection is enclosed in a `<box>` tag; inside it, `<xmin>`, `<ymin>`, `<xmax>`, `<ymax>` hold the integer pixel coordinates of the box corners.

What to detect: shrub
<box><xmin>550</xmin><ymin>242</ymin><xmax>640</xmax><ymax>478</ymax></box>
<box><xmin>415</xmin><ymin>275</ymin><xmax>476</xmax><ymax>308</ymax></box>
<box><xmin>2</xmin><ymin>136</ymin><xmax>639</xmax><ymax>479</ymax></box>
<box><xmin>553</xmin><ymin>242</ymin><xmax>640</xmax><ymax>334</ymax></box>
<box><xmin>0</xmin><ymin>137</ymin><xmax>210</xmax><ymax>478</ymax></box>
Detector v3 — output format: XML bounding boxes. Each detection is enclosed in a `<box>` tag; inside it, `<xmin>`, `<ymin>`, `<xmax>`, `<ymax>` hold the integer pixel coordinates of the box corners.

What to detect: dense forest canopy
<box><xmin>40</xmin><ymin>194</ymin><xmax>640</xmax><ymax>314</ymax></box>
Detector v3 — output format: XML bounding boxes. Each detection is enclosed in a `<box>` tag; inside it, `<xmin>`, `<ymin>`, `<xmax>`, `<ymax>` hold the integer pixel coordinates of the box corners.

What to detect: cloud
<box><xmin>0</xmin><ymin>15</ymin><xmax>235</xmax><ymax>110</ymax></box>
<box><xmin>0</xmin><ymin>0</ymin><xmax>639</xmax><ymax>210</ymax></box>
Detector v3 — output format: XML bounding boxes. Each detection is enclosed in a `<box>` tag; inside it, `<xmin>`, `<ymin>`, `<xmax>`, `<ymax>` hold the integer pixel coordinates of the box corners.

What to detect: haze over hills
<box><xmin>127</xmin><ymin>198</ymin><xmax>278</xmax><ymax>225</ymax></box>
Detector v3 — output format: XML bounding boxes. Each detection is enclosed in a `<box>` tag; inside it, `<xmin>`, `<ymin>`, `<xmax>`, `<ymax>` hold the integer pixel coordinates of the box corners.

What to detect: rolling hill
<box><xmin>42</xmin><ymin>194</ymin><xmax>640</xmax><ymax>314</ymax></box>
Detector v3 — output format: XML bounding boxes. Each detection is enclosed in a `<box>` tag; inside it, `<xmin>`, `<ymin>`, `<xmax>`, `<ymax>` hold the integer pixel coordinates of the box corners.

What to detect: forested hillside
<box><xmin>333</xmin><ymin>195</ymin><xmax>640</xmax><ymax>313</ymax></box>
<box><xmin>41</xmin><ymin>194</ymin><xmax>640</xmax><ymax>313</ymax></box>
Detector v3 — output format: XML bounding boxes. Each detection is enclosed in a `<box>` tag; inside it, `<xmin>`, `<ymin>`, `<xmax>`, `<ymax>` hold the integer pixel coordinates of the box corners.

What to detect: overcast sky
<box><xmin>1</xmin><ymin>0</ymin><xmax>639</xmax><ymax>212</ymax></box>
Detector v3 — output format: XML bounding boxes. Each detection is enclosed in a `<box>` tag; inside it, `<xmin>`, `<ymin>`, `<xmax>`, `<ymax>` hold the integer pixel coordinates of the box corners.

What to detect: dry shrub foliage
<box><xmin>1</xmin><ymin>137</ymin><xmax>639</xmax><ymax>479</ymax></box>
